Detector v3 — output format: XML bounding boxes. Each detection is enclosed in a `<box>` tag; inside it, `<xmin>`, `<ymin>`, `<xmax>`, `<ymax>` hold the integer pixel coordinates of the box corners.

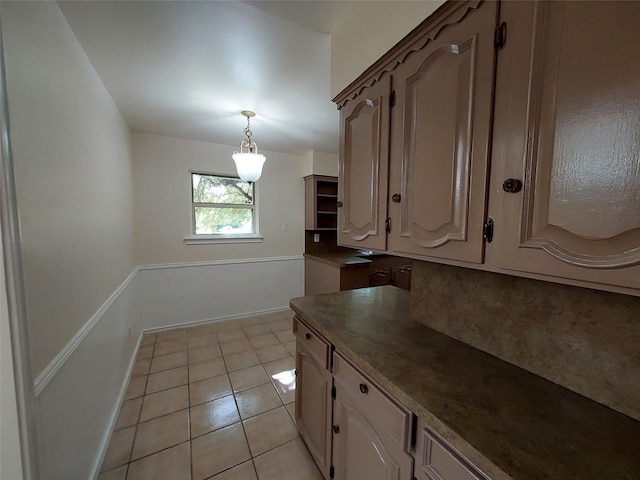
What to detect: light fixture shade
<box><xmin>232</xmin><ymin>152</ymin><xmax>266</xmax><ymax>183</ymax></box>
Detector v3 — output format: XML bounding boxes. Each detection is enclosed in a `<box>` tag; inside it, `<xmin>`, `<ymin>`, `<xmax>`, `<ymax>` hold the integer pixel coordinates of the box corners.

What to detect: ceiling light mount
<box><xmin>232</xmin><ymin>110</ymin><xmax>266</xmax><ymax>183</ymax></box>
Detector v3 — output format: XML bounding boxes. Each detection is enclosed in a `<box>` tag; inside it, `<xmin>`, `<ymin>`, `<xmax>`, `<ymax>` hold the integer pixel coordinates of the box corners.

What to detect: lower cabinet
<box><xmin>294</xmin><ymin>318</ymin><xmax>333</xmax><ymax>479</ymax></box>
<box><xmin>294</xmin><ymin>315</ymin><xmax>488</xmax><ymax>480</ymax></box>
<box><xmin>332</xmin><ymin>353</ymin><xmax>414</xmax><ymax>480</ymax></box>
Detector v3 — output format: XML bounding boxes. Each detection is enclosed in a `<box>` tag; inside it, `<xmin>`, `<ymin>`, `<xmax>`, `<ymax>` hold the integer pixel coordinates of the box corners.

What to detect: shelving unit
<box><xmin>304</xmin><ymin>175</ymin><xmax>338</xmax><ymax>230</ymax></box>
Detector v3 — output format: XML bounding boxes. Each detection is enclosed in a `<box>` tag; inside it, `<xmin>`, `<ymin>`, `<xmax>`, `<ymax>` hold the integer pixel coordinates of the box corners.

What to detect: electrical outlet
<box><xmin>313</xmin><ymin>233</ymin><xmax>320</xmax><ymax>242</ymax></box>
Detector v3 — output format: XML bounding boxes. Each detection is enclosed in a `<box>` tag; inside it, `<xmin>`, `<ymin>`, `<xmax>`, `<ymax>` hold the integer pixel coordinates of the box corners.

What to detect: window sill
<box><xmin>184</xmin><ymin>235</ymin><xmax>263</xmax><ymax>245</ymax></box>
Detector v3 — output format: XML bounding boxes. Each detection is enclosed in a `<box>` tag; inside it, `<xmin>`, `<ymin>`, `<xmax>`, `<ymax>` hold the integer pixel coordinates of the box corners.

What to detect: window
<box><xmin>190</xmin><ymin>172</ymin><xmax>258</xmax><ymax>239</ymax></box>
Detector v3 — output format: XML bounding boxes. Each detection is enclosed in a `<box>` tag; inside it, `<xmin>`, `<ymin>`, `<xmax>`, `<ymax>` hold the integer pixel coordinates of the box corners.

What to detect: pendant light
<box><xmin>232</xmin><ymin>110</ymin><xmax>266</xmax><ymax>183</ymax></box>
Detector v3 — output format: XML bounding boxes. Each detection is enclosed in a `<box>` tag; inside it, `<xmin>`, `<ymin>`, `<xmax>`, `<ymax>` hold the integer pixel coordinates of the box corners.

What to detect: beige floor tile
<box><xmin>243</xmin><ymin>406</ymin><xmax>298</xmax><ymax>456</ymax></box>
<box><xmin>217</xmin><ymin>328</ymin><xmax>246</xmax><ymax>343</ymax></box>
<box><xmin>187</xmin><ymin>334</ymin><xmax>218</xmax><ymax>350</ymax></box>
<box><xmin>243</xmin><ymin>324</ymin><xmax>271</xmax><ymax>337</ymax></box>
<box><xmin>274</xmin><ymin>329</ymin><xmax>295</xmax><ymax>344</ymax></box>
<box><xmin>149</xmin><ymin>351</ymin><xmax>188</xmax><ymax>374</ymax></box>
<box><xmin>127</xmin><ymin>441</ymin><xmax>191</xmax><ymax>480</ymax></box>
<box><xmin>189</xmin><ymin>357</ymin><xmax>227</xmax><ymax>382</ymax></box>
<box><xmin>188</xmin><ymin>344</ymin><xmax>222</xmax><ymax>364</ymax></box>
<box><xmin>114</xmin><ymin>397</ymin><xmax>142</xmax><ymax>430</ymax></box>
<box><xmin>140</xmin><ymin>334</ymin><xmax>156</xmax><ymax>347</ymax></box>
<box><xmin>235</xmin><ymin>383</ymin><xmax>282</xmax><ymax>419</ymax></box>
<box><xmin>186</xmin><ymin>324</ymin><xmax>219</xmax><ymax>338</ymax></box>
<box><xmin>255</xmin><ymin>344</ymin><xmax>290</xmax><ymax>363</ymax></box>
<box><xmin>155</xmin><ymin>329</ymin><xmax>187</xmax><ymax>344</ymax></box>
<box><xmin>249</xmin><ymin>333</ymin><xmax>280</xmax><ymax>349</ymax></box>
<box><xmin>220</xmin><ymin>338</ymin><xmax>253</xmax><ymax>356</ymax></box>
<box><xmin>136</xmin><ymin>344</ymin><xmax>154</xmax><ymax>360</ymax></box>
<box><xmin>131</xmin><ymin>358</ymin><xmax>151</xmax><ymax>378</ymax></box>
<box><xmin>264</xmin><ymin>357</ymin><xmax>296</xmax><ymax>404</ymax></box>
<box><xmin>154</xmin><ymin>339</ymin><xmax>187</xmax><ymax>357</ymax></box>
<box><xmin>263</xmin><ymin>357</ymin><xmax>295</xmax><ymax>378</ymax></box>
<box><xmin>211</xmin><ymin>460</ymin><xmax>257</xmax><ymax>480</ymax></box>
<box><xmin>131</xmin><ymin>410</ymin><xmax>189</xmax><ymax>461</ymax></box>
<box><xmin>283</xmin><ymin>340</ymin><xmax>296</xmax><ymax>357</ymax></box>
<box><xmin>124</xmin><ymin>376</ymin><xmax>147</xmax><ymax>400</ymax></box>
<box><xmin>253</xmin><ymin>438</ymin><xmax>323</xmax><ymax>480</ymax></box>
<box><xmin>190</xmin><ymin>395</ymin><xmax>240</xmax><ymax>438</ymax></box>
<box><xmin>236</xmin><ymin>316</ymin><xmax>266</xmax><ymax>328</ymax></box>
<box><xmin>285</xmin><ymin>402</ymin><xmax>296</xmax><ymax>423</ymax></box>
<box><xmin>191</xmin><ymin>423</ymin><xmax>251</xmax><ymax>480</ymax></box>
<box><xmin>224</xmin><ymin>349</ymin><xmax>261</xmax><ymax>372</ymax></box>
<box><xmin>267</xmin><ymin>318</ymin><xmax>293</xmax><ymax>332</ymax></box>
<box><xmin>100</xmin><ymin>426</ymin><xmax>135</xmax><ymax>472</ymax></box>
<box><xmin>97</xmin><ymin>464</ymin><xmax>127</xmax><ymax>480</ymax></box>
<box><xmin>139</xmin><ymin>385</ymin><xmax>189</xmax><ymax>422</ymax></box>
<box><xmin>145</xmin><ymin>366</ymin><xmax>188</xmax><ymax>394</ymax></box>
<box><xmin>229</xmin><ymin>365</ymin><xmax>269</xmax><ymax>392</ymax></box>
<box><xmin>190</xmin><ymin>374</ymin><xmax>233</xmax><ymax>406</ymax></box>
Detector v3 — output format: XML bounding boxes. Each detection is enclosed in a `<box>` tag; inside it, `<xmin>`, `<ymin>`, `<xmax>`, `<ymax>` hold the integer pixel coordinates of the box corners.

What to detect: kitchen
<box><xmin>2</xmin><ymin>1</ymin><xmax>639</xmax><ymax>479</ymax></box>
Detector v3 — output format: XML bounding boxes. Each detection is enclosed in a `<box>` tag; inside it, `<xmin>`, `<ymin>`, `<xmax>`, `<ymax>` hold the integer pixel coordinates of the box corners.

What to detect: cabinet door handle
<box><xmin>337</xmin><ymin>201</ymin><xmax>343</xmax><ymax>208</ymax></box>
<box><xmin>502</xmin><ymin>178</ymin><xmax>523</xmax><ymax>193</ymax></box>
<box><xmin>391</xmin><ymin>193</ymin><xmax>401</xmax><ymax>203</ymax></box>
<box><xmin>305</xmin><ymin>333</ymin><xmax>312</xmax><ymax>340</ymax></box>
<box><xmin>333</xmin><ymin>425</ymin><xmax>340</xmax><ymax>434</ymax></box>
<box><xmin>359</xmin><ymin>383</ymin><xmax>369</xmax><ymax>394</ymax></box>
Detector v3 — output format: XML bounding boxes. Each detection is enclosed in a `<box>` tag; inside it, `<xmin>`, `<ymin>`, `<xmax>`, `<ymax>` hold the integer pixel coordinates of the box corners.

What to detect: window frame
<box><xmin>185</xmin><ymin>170</ymin><xmax>262</xmax><ymax>244</ymax></box>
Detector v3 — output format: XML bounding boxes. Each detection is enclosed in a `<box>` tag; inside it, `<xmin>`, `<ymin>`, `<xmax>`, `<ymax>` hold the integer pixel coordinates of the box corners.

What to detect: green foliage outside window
<box><xmin>192</xmin><ymin>173</ymin><xmax>255</xmax><ymax>234</ymax></box>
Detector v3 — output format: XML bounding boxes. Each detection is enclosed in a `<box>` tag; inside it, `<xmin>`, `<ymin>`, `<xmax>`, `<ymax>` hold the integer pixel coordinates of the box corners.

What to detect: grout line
<box><xmin>99</xmin><ymin>312</ymin><xmax>299</xmax><ymax>479</ymax></box>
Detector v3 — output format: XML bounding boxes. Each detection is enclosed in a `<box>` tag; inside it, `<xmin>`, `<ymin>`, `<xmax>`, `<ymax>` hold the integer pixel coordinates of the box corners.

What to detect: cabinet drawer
<box><xmin>333</xmin><ymin>352</ymin><xmax>412</xmax><ymax>451</ymax></box>
<box><xmin>421</xmin><ymin>428</ymin><xmax>489</xmax><ymax>480</ymax></box>
<box><xmin>294</xmin><ymin>316</ymin><xmax>330</xmax><ymax>369</ymax></box>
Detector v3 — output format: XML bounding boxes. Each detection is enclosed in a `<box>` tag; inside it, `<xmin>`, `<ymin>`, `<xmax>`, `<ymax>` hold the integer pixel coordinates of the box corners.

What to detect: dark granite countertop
<box><xmin>303</xmin><ymin>251</ymin><xmax>372</xmax><ymax>267</ymax></box>
<box><xmin>290</xmin><ymin>286</ymin><xmax>640</xmax><ymax>480</ymax></box>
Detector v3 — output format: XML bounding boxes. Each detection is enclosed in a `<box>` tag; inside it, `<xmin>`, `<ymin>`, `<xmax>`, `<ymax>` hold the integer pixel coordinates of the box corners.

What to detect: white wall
<box><xmin>3</xmin><ymin>2</ymin><xmax>137</xmax><ymax>478</ymax></box>
<box><xmin>1</xmin><ymin>232</ymin><xmax>24</xmax><ymax>480</ymax></box>
<box><xmin>331</xmin><ymin>1</ymin><xmax>445</xmax><ymax>97</ymax></box>
<box><xmin>301</xmin><ymin>150</ymin><xmax>339</xmax><ymax>177</ymax></box>
<box><xmin>3</xmin><ymin>1</ymin><xmax>136</xmax><ymax>377</ymax></box>
<box><xmin>132</xmin><ymin>132</ymin><xmax>306</xmax><ymax>264</ymax></box>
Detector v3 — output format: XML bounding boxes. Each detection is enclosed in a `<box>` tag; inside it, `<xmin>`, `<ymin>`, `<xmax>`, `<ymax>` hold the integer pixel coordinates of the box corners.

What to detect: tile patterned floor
<box><xmin>98</xmin><ymin>310</ymin><xmax>323</xmax><ymax>480</ymax></box>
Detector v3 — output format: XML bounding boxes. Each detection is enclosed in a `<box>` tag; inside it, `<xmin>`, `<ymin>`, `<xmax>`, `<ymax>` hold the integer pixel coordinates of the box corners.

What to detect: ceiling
<box><xmin>58</xmin><ymin>1</ymin><xmax>357</xmax><ymax>156</ymax></box>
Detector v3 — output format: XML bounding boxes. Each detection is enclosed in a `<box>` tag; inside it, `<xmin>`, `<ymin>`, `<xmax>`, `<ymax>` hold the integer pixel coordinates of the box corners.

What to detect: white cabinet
<box><xmin>486</xmin><ymin>0</ymin><xmax>640</xmax><ymax>292</ymax></box>
<box><xmin>294</xmin><ymin>318</ymin><xmax>333</xmax><ymax>479</ymax></box>
<box><xmin>331</xmin><ymin>352</ymin><xmax>414</xmax><ymax>480</ymax></box>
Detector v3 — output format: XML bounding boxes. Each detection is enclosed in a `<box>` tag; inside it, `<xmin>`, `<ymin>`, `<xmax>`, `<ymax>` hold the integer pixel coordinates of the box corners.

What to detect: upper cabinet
<box><xmin>486</xmin><ymin>0</ymin><xmax>640</xmax><ymax>292</ymax></box>
<box><xmin>305</xmin><ymin>175</ymin><xmax>339</xmax><ymax>231</ymax></box>
<box><xmin>387</xmin><ymin>0</ymin><xmax>497</xmax><ymax>264</ymax></box>
<box><xmin>338</xmin><ymin>75</ymin><xmax>391</xmax><ymax>251</ymax></box>
<box><xmin>334</xmin><ymin>0</ymin><xmax>640</xmax><ymax>295</ymax></box>
<box><xmin>335</xmin><ymin>0</ymin><xmax>498</xmax><ymax>263</ymax></box>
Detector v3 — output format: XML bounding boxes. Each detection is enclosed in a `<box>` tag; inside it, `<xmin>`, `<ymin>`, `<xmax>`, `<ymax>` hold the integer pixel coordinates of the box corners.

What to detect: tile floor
<box><xmin>98</xmin><ymin>310</ymin><xmax>323</xmax><ymax>480</ymax></box>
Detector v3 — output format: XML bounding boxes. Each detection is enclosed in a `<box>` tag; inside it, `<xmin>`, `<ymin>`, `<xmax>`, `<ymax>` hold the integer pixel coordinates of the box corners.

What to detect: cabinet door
<box><xmin>338</xmin><ymin>74</ymin><xmax>391</xmax><ymax>251</ymax></box>
<box><xmin>295</xmin><ymin>343</ymin><xmax>333</xmax><ymax>479</ymax></box>
<box><xmin>332</xmin><ymin>379</ymin><xmax>413</xmax><ymax>480</ymax></box>
<box><xmin>387</xmin><ymin>1</ymin><xmax>498</xmax><ymax>264</ymax></box>
<box><xmin>488</xmin><ymin>1</ymin><xmax>640</xmax><ymax>292</ymax></box>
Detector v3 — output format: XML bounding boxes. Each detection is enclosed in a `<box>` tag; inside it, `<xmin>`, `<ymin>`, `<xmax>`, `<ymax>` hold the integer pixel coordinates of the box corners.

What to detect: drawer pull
<box><xmin>305</xmin><ymin>333</ymin><xmax>312</xmax><ymax>340</ymax></box>
<box><xmin>359</xmin><ymin>383</ymin><xmax>369</xmax><ymax>394</ymax></box>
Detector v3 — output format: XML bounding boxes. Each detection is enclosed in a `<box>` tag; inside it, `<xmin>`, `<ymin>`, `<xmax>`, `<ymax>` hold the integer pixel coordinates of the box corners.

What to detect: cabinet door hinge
<box><xmin>495</xmin><ymin>22</ymin><xmax>507</xmax><ymax>50</ymax></box>
<box><xmin>483</xmin><ymin>217</ymin><xmax>494</xmax><ymax>243</ymax></box>
<box><xmin>331</xmin><ymin>386</ymin><xmax>336</xmax><ymax>399</ymax></box>
<box><xmin>385</xmin><ymin>217</ymin><xmax>392</xmax><ymax>234</ymax></box>
<box><xmin>389</xmin><ymin>90</ymin><xmax>396</xmax><ymax>108</ymax></box>
<box><xmin>330</xmin><ymin>466</ymin><xmax>335</xmax><ymax>478</ymax></box>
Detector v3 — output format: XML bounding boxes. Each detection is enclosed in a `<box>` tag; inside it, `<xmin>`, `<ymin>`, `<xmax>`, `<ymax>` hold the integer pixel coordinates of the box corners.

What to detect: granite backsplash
<box><xmin>410</xmin><ymin>260</ymin><xmax>640</xmax><ymax>421</ymax></box>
